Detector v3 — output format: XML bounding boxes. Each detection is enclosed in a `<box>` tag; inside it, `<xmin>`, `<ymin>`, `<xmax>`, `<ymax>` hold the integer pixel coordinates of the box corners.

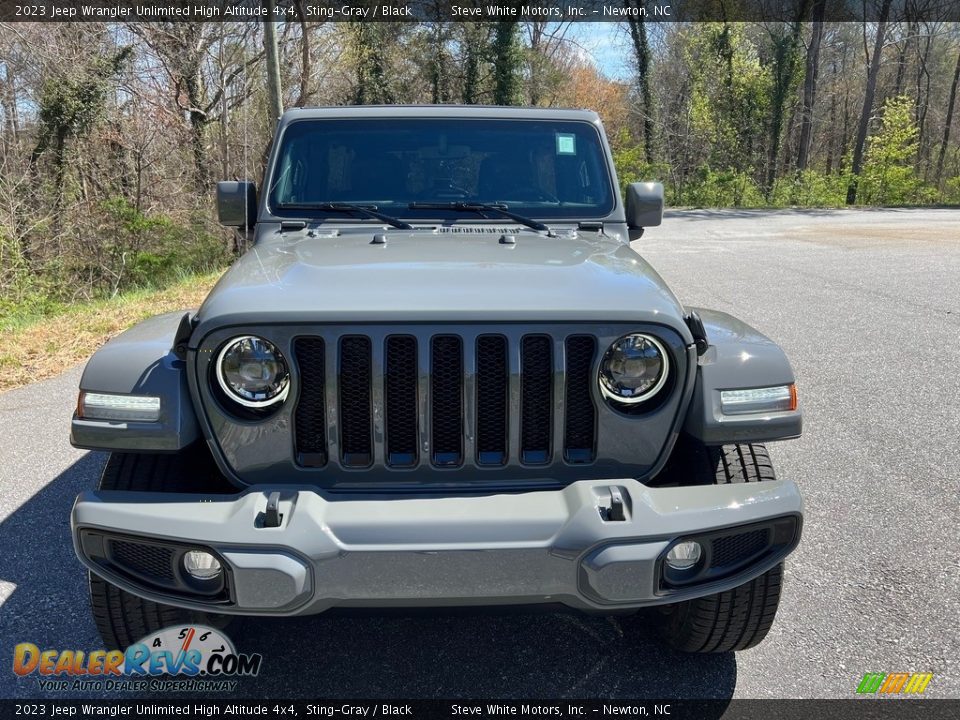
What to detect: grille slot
<box><xmin>520</xmin><ymin>335</ymin><xmax>553</xmax><ymax>464</ymax></box>
<box><xmin>564</xmin><ymin>335</ymin><xmax>597</xmax><ymax>463</ymax></box>
<box><xmin>110</xmin><ymin>540</ymin><xmax>175</xmax><ymax>583</ymax></box>
<box><xmin>711</xmin><ymin>529</ymin><xmax>770</xmax><ymax>569</ymax></box>
<box><xmin>293</xmin><ymin>337</ymin><xmax>327</xmax><ymax>467</ymax></box>
<box><xmin>431</xmin><ymin>335</ymin><xmax>464</xmax><ymax>466</ymax></box>
<box><xmin>385</xmin><ymin>336</ymin><xmax>418</xmax><ymax>467</ymax></box>
<box><xmin>339</xmin><ymin>336</ymin><xmax>373</xmax><ymax>467</ymax></box>
<box><xmin>476</xmin><ymin>335</ymin><xmax>509</xmax><ymax>465</ymax></box>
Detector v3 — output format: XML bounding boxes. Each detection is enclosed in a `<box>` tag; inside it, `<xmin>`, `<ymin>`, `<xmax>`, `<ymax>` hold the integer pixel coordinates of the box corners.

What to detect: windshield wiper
<box><xmin>408</xmin><ymin>202</ymin><xmax>551</xmax><ymax>234</ymax></box>
<box><xmin>275</xmin><ymin>202</ymin><xmax>412</xmax><ymax>230</ymax></box>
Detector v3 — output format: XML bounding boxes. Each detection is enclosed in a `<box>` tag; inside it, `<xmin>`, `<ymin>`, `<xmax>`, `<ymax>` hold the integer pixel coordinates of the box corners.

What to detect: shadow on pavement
<box><xmin>0</xmin><ymin>454</ymin><xmax>737</xmax><ymax>704</ymax></box>
<box><xmin>0</xmin><ymin>452</ymin><xmax>108</xmax><ymax>698</ymax></box>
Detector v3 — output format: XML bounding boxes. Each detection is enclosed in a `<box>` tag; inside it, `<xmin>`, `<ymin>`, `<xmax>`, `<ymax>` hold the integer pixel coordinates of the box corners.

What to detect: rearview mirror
<box><xmin>626</xmin><ymin>182</ymin><xmax>664</xmax><ymax>239</ymax></box>
<box><xmin>217</xmin><ymin>181</ymin><xmax>258</xmax><ymax>228</ymax></box>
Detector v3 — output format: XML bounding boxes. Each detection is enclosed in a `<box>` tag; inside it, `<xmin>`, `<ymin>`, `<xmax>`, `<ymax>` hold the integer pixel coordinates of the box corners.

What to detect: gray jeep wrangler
<box><xmin>70</xmin><ymin>106</ymin><xmax>802</xmax><ymax>654</ymax></box>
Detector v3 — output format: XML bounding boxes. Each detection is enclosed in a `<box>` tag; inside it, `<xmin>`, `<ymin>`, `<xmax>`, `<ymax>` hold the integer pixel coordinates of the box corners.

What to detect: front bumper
<box><xmin>72</xmin><ymin>479</ymin><xmax>802</xmax><ymax>615</ymax></box>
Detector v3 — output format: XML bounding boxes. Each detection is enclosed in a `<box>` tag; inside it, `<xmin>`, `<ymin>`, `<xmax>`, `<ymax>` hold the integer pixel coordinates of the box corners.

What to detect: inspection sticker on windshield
<box><xmin>556</xmin><ymin>133</ymin><xmax>576</xmax><ymax>155</ymax></box>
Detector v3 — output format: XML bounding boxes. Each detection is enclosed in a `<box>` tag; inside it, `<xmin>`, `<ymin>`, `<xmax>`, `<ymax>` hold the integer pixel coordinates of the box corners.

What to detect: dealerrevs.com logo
<box><xmin>12</xmin><ymin>625</ymin><xmax>262</xmax><ymax>692</ymax></box>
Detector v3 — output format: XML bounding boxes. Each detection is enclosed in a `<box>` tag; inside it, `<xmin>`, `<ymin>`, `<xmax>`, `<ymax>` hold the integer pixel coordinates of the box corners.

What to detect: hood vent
<box><xmin>426</xmin><ymin>225</ymin><xmax>524</xmax><ymax>235</ymax></box>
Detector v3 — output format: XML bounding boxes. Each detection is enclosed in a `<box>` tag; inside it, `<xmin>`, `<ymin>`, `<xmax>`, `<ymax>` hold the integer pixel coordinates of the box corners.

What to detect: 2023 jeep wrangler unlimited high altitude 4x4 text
<box><xmin>70</xmin><ymin>106</ymin><xmax>802</xmax><ymax>654</ymax></box>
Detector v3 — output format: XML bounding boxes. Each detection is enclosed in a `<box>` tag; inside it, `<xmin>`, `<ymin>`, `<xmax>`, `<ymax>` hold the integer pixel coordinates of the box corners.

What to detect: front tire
<box><xmin>656</xmin><ymin>562</ymin><xmax>784</xmax><ymax>653</ymax></box>
<box><xmin>650</xmin><ymin>442</ymin><xmax>786</xmax><ymax>653</ymax></box>
<box><xmin>87</xmin><ymin>448</ymin><xmax>237</xmax><ymax>649</ymax></box>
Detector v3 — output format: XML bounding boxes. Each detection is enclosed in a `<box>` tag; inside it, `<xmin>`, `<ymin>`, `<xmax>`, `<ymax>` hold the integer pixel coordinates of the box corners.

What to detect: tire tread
<box><xmin>657</xmin><ymin>442</ymin><xmax>784</xmax><ymax>653</ymax></box>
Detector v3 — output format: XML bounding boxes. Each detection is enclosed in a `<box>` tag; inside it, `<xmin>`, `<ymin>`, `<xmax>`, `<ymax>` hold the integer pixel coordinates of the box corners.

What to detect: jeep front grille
<box><xmin>475</xmin><ymin>335</ymin><xmax>508</xmax><ymax>465</ymax></box>
<box><xmin>385</xmin><ymin>335</ymin><xmax>418</xmax><ymax>467</ymax></box>
<box><xmin>293</xmin><ymin>337</ymin><xmax>327</xmax><ymax>467</ymax></box>
<box><xmin>339</xmin><ymin>336</ymin><xmax>373</xmax><ymax>467</ymax></box>
<box><xmin>292</xmin><ymin>331</ymin><xmax>598</xmax><ymax>470</ymax></box>
<box><xmin>520</xmin><ymin>336</ymin><xmax>553</xmax><ymax>464</ymax></box>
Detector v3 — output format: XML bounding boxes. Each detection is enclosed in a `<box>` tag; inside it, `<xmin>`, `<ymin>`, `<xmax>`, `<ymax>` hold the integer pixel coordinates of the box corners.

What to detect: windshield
<box><xmin>267</xmin><ymin>118</ymin><xmax>615</xmax><ymax>221</ymax></box>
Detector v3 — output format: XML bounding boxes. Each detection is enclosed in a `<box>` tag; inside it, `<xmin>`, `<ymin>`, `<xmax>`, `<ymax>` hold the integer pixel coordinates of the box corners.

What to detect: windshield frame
<box><xmin>263</xmin><ymin>116</ymin><xmax>620</xmax><ymax>224</ymax></box>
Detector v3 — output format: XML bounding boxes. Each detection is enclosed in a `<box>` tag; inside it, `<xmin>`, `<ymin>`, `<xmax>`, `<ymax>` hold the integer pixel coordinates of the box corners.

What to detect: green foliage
<box><xmin>349</xmin><ymin>23</ymin><xmax>395</xmax><ymax>104</ymax></box>
<box><xmin>771</xmin><ymin>170</ymin><xmax>849</xmax><ymax>207</ymax></box>
<box><xmin>612</xmin><ymin>134</ymin><xmax>669</xmax><ymax>195</ymax></box>
<box><xmin>680</xmin><ymin>166</ymin><xmax>768</xmax><ymax>207</ymax></box>
<box><xmin>684</xmin><ymin>24</ymin><xmax>772</xmax><ymax>177</ymax></box>
<box><xmin>490</xmin><ymin>21</ymin><xmax>523</xmax><ymax>105</ymax></box>
<box><xmin>95</xmin><ymin>198</ymin><xmax>229</xmax><ymax>293</ymax></box>
<box><xmin>32</xmin><ymin>47</ymin><xmax>132</xmax><ymax>161</ymax></box>
<box><xmin>858</xmin><ymin>96</ymin><xmax>932</xmax><ymax>205</ymax></box>
<box><xmin>615</xmin><ymin>126</ymin><xmax>948</xmax><ymax>209</ymax></box>
<box><xmin>0</xmin><ymin>288</ymin><xmax>68</xmax><ymax>331</ymax></box>
<box><xmin>943</xmin><ymin>176</ymin><xmax>960</xmax><ymax>204</ymax></box>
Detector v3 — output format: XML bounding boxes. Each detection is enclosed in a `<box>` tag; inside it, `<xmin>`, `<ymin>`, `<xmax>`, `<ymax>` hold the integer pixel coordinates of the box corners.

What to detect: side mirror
<box><xmin>626</xmin><ymin>181</ymin><xmax>664</xmax><ymax>240</ymax></box>
<box><xmin>217</xmin><ymin>181</ymin><xmax>258</xmax><ymax>228</ymax></box>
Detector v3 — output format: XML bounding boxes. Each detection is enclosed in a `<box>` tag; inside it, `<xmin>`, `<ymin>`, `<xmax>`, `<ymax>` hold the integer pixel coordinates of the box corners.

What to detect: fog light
<box><xmin>183</xmin><ymin>551</ymin><xmax>222</xmax><ymax>580</ymax></box>
<box><xmin>665</xmin><ymin>541</ymin><xmax>702</xmax><ymax>571</ymax></box>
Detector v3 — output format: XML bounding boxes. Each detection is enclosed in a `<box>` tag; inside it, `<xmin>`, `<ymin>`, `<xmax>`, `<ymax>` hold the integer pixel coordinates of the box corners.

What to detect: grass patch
<box><xmin>0</xmin><ymin>270</ymin><xmax>224</xmax><ymax>393</ymax></box>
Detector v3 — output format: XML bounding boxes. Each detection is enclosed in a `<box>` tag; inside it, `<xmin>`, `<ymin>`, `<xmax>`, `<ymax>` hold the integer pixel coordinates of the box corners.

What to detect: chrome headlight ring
<box><xmin>598</xmin><ymin>333</ymin><xmax>670</xmax><ymax>406</ymax></box>
<box><xmin>214</xmin><ymin>335</ymin><xmax>291</xmax><ymax>409</ymax></box>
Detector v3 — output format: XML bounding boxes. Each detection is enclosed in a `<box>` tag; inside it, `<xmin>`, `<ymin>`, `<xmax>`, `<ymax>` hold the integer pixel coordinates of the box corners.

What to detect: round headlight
<box><xmin>598</xmin><ymin>333</ymin><xmax>669</xmax><ymax>405</ymax></box>
<box><xmin>215</xmin><ymin>335</ymin><xmax>290</xmax><ymax>408</ymax></box>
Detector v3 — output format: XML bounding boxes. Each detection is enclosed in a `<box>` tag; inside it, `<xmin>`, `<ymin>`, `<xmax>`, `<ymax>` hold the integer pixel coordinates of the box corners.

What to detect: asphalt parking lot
<box><xmin>0</xmin><ymin>208</ymin><xmax>957</xmax><ymax>700</ymax></box>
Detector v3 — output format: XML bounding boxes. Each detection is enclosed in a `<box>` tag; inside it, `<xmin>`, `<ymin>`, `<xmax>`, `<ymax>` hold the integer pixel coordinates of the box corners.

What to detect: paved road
<box><xmin>1</xmin><ymin>208</ymin><xmax>958</xmax><ymax>701</ymax></box>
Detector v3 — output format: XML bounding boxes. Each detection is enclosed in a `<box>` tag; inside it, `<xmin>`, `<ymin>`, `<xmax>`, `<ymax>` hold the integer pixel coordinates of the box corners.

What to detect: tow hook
<box><xmin>261</xmin><ymin>491</ymin><xmax>283</xmax><ymax>528</ymax></box>
<box><xmin>599</xmin><ymin>486</ymin><xmax>627</xmax><ymax>522</ymax></box>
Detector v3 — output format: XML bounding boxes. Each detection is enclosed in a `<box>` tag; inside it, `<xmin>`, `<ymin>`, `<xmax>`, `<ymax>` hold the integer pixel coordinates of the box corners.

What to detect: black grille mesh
<box><xmin>711</xmin><ymin>528</ymin><xmax>770</xmax><ymax>568</ymax></box>
<box><xmin>476</xmin><ymin>335</ymin><xmax>508</xmax><ymax>465</ymax></box>
<box><xmin>110</xmin><ymin>540</ymin><xmax>175</xmax><ymax>582</ymax></box>
<box><xmin>293</xmin><ymin>337</ymin><xmax>327</xmax><ymax>466</ymax></box>
<box><xmin>564</xmin><ymin>336</ymin><xmax>596</xmax><ymax>463</ymax></box>
<box><xmin>520</xmin><ymin>335</ymin><xmax>553</xmax><ymax>464</ymax></box>
<box><xmin>339</xmin><ymin>336</ymin><xmax>373</xmax><ymax>466</ymax></box>
<box><xmin>385</xmin><ymin>336</ymin><xmax>418</xmax><ymax>466</ymax></box>
<box><xmin>290</xmin><ymin>331</ymin><xmax>619</xmax><ymax>471</ymax></box>
<box><xmin>431</xmin><ymin>335</ymin><xmax>463</xmax><ymax>466</ymax></box>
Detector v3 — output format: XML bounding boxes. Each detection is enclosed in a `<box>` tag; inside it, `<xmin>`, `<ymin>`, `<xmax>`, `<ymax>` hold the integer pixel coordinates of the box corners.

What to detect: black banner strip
<box><xmin>1</xmin><ymin>700</ymin><xmax>960</xmax><ymax>720</ymax></box>
<box><xmin>2</xmin><ymin>0</ymin><xmax>960</xmax><ymax>24</ymax></box>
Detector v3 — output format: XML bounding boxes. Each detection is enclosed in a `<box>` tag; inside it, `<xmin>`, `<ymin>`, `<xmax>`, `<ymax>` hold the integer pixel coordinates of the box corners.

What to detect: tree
<box><xmin>425</xmin><ymin>21</ymin><xmax>452</xmax><ymax>104</ymax></box>
<box><xmin>764</xmin><ymin>0</ymin><xmax>810</xmax><ymax>192</ymax></box>
<box><xmin>860</xmin><ymin>95</ymin><xmax>924</xmax><ymax>204</ymax></box>
<box><xmin>491</xmin><ymin>20</ymin><xmax>522</xmax><ymax>105</ymax></box>
<box><xmin>796</xmin><ymin>0</ymin><xmax>826</xmax><ymax>172</ymax></box>
<box><xmin>625</xmin><ymin>0</ymin><xmax>655</xmax><ymax>163</ymax></box>
<box><xmin>348</xmin><ymin>22</ymin><xmax>394</xmax><ymax>104</ymax></box>
<box><xmin>31</xmin><ymin>46</ymin><xmax>132</xmax><ymax>207</ymax></box>
<box><xmin>936</xmin><ymin>45</ymin><xmax>960</xmax><ymax>184</ymax></box>
<box><xmin>128</xmin><ymin>23</ymin><xmax>262</xmax><ymax>190</ymax></box>
<box><xmin>523</xmin><ymin>21</ymin><xmax>573</xmax><ymax>106</ymax></box>
<box><xmin>847</xmin><ymin>0</ymin><xmax>894</xmax><ymax>204</ymax></box>
<box><xmin>263</xmin><ymin>2</ymin><xmax>283</xmax><ymax>125</ymax></box>
<box><xmin>458</xmin><ymin>21</ymin><xmax>489</xmax><ymax>104</ymax></box>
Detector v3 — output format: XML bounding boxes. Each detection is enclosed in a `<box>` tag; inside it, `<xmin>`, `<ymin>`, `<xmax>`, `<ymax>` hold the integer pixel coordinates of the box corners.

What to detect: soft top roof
<box><xmin>278</xmin><ymin>105</ymin><xmax>601</xmax><ymax>126</ymax></box>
